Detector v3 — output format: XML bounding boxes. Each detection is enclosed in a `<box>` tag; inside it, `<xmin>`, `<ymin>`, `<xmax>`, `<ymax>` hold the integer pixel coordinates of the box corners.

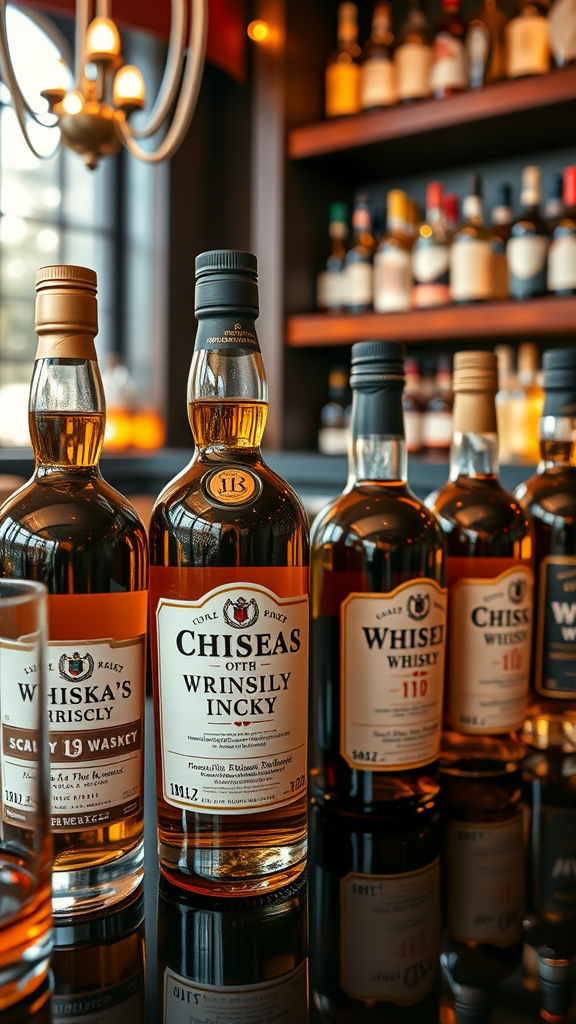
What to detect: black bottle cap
<box><xmin>350</xmin><ymin>341</ymin><xmax>405</xmax><ymax>435</ymax></box>
<box><xmin>350</xmin><ymin>340</ymin><xmax>405</xmax><ymax>388</ymax></box>
<box><xmin>468</xmin><ymin>172</ymin><xmax>482</xmax><ymax>197</ymax></box>
<box><xmin>542</xmin><ymin>348</ymin><xmax>576</xmax><ymax>416</ymax></box>
<box><xmin>495</xmin><ymin>182</ymin><xmax>512</xmax><ymax>208</ymax></box>
<box><xmin>195</xmin><ymin>250</ymin><xmax>259</xmax><ymax>318</ymax></box>
<box><xmin>548</xmin><ymin>171</ymin><xmax>563</xmax><ymax>201</ymax></box>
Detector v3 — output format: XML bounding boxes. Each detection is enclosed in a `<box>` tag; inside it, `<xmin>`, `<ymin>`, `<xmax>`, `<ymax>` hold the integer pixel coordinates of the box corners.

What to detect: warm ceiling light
<box><xmin>112</xmin><ymin>65</ymin><xmax>145</xmax><ymax>112</ymax></box>
<box><xmin>247</xmin><ymin>20</ymin><xmax>270</xmax><ymax>42</ymax></box>
<box><xmin>40</xmin><ymin>58</ymin><xmax>68</xmax><ymax>107</ymax></box>
<box><xmin>85</xmin><ymin>17</ymin><xmax>121</xmax><ymax>65</ymax></box>
<box><xmin>61</xmin><ymin>90</ymin><xmax>84</xmax><ymax>115</ymax></box>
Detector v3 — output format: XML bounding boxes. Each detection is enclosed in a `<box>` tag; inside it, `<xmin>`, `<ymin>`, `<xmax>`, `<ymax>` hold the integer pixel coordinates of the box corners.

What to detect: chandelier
<box><xmin>0</xmin><ymin>0</ymin><xmax>207</xmax><ymax>168</ymax></box>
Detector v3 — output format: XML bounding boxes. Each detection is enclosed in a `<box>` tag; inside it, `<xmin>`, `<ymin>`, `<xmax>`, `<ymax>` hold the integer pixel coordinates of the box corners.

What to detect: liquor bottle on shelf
<box><xmin>325</xmin><ymin>2</ymin><xmax>361</xmax><ymax>118</ymax></box>
<box><xmin>412</xmin><ymin>181</ymin><xmax>451</xmax><ymax>308</ymax></box>
<box><xmin>407</xmin><ymin>196</ymin><xmax>422</xmax><ymax>238</ymax></box>
<box><xmin>149</xmin><ymin>251</ymin><xmax>309</xmax><ymax>896</ymax></box>
<box><xmin>158</xmin><ymin>876</ymin><xmax>308</xmax><ymax>1022</ymax></box>
<box><xmin>515</xmin><ymin>349</ymin><xmax>576</xmax><ymax>751</ymax></box>
<box><xmin>440</xmin><ymin>768</ymin><xmax>525</xmax><ymax>1023</ymax></box>
<box><xmin>504</xmin><ymin>342</ymin><xmax>544</xmax><ymax>464</ymax></box>
<box><xmin>51</xmin><ymin>894</ymin><xmax>145</xmax><ymax>1023</ymax></box>
<box><xmin>495</xmin><ymin>343</ymin><xmax>517</xmax><ymax>463</ymax></box>
<box><xmin>505</xmin><ymin>0</ymin><xmax>551</xmax><ymax>78</ymax></box>
<box><xmin>309</xmin><ymin>802</ymin><xmax>441</xmax><ymax>1022</ymax></box>
<box><xmin>0</xmin><ymin>265</ymin><xmax>148</xmax><ymax>916</ymax></box>
<box><xmin>508</xmin><ymin>166</ymin><xmax>550</xmax><ymax>300</ymax></box>
<box><xmin>466</xmin><ymin>0</ymin><xmax>508</xmax><ymax>88</ymax></box>
<box><xmin>548</xmin><ymin>165</ymin><xmax>576</xmax><ymax>296</ymax></box>
<box><xmin>317</xmin><ymin>202</ymin><xmax>348</xmax><ymax>313</ymax></box>
<box><xmin>318</xmin><ymin>366</ymin><xmax>351</xmax><ymax>455</ymax></box>
<box><xmin>491</xmin><ymin>182</ymin><xmax>513</xmax><ymax>301</ymax></box>
<box><xmin>430</xmin><ymin>0</ymin><xmax>469</xmax><ymax>100</ymax></box>
<box><xmin>310</xmin><ymin>342</ymin><xmax>447</xmax><ymax>813</ymax></box>
<box><xmin>344</xmin><ymin>195</ymin><xmax>375</xmax><ymax>313</ymax></box>
<box><xmin>394</xmin><ymin>0</ymin><xmax>433</xmax><ymax>102</ymax></box>
<box><xmin>545</xmin><ymin>170</ymin><xmax>564</xmax><ymax>223</ymax></box>
<box><xmin>359</xmin><ymin>1</ymin><xmax>396</xmax><ymax>110</ymax></box>
<box><xmin>373</xmin><ymin>189</ymin><xmax>412</xmax><ymax>312</ymax></box>
<box><xmin>548</xmin><ymin>0</ymin><xmax>576</xmax><ymax>67</ymax></box>
<box><xmin>426</xmin><ymin>351</ymin><xmax>534</xmax><ymax>772</ymax></box>
<box><xmin>443</xmin><ymin>192</ymin><xmax>460</xmax><ymax>237</ymax></box>
<box><xmin>449</xmin><ymin>174</ymin><xmax>493</xmax><ymax>304</ymax></box>
<box><xmin>403</xmin><ymin>358</ymin><xmax>425</xmax><ymax>453</ymax></box>
<box><xmin>422</xmin><ymin>356</ymin><xmax>454</xmax><ymax>456</ymax></box>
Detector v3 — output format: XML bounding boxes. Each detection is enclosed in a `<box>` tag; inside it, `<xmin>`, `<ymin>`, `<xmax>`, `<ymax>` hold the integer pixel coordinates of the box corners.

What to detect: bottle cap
<box><xmin>426</xmin><ymin>181</ymin><xmax>443</xmax><ymax>213</ymax></box>
<box><xmin>387</xmin><ymin>189</ymin><xmax>407</xmax><ymax>222</ymax></box>
<box><xmin>468</xmin><ymin>173</ymin><xmax>482</xmax><ymax>197</ymax></box>
<box><xmin>350</xmin><ymin>340</ymin><xmax>405</xmax><ymax>388</ymax></box>
<box><xmin>194</xmin><ymin>250</ymin><xmax>259</xmax><ymax>318</ymax></box>
<box><xmin>548</xmin><ymin>170</ymin><xmax>563</xmax><ymax>201</ymax></box>
<box><xmin>543</xmin><ymin>347</ymin><xmax>576</xmax><ymax>397</ymax></box>
<box><xmin>563</xmin><ymin>166</ymin><xmax>576</xmax><ymax>208</ymax></box>
<box><xmin>34</xmin><ymin>264</ymin><xmax>98</xmax><ymax>359</ymax></box>
<box><xmin>453</xmin><ymin>351</ymin><xmax>498</xmax><ymax>393</ymax></box>
<box><xmin>329</xmin><ymin>201</ymin><xmax>348</xmax><ymax>225</ymax></box>
<box><xmin>521</xmin><ymin>165</ymin><xmax>541</xmax><ymax>206</ymax></box>
<box><xmin>495</xmin><ymin>182</ymin><xmax>512</xmax><ymax>208</ymax></box>
<box><xmin>517</xmin><ymin>342</ymin><xmax>539</xmax><ymax>377</ymax></box>
<box><xmin>443</xmin><ymin>193</ymin><xmax>459</xmax><ymax>224</ymax></box>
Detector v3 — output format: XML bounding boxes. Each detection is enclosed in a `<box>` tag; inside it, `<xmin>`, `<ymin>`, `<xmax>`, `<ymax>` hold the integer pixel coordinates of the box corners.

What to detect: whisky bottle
<box><xmin>309</xmin><ymin>802</ymin><xmax>441</xmax><ymax>1022</ymax></box>
<box><xmin>515</xmin><ymin>349</ymin><xmax>576</xmax><ymax>751</ymax></box>
<box><xmin>430</xmin><ymin>0</ymin><xmax>469</xmax><ymax>99</ymax></box>
<box><xmin>505</xmin><ymin>341</ymin><xmax>544</xmax><ymax>464</ymax></box>
<box><xmin>51</xmin><ymin>893</ymin><xmax>145</xmax><ymax>1023</ymax></box>
<box><xmin>0</xmin><ymin>265</ymin><xmax>148</xmax><ymax>915</ymax></box>
<box><xmin>316</xmin><ymin>202</ymin><xmax>348</xmax><ymax>312</ymax></box>
<box><xmin>508</xmin><ymin>165</ymin><xmax>550</xmax><ymax>300</ymax></box>
<box><xmin>545</xmin><ymin>170</ymin><xmax>564</xmax><ymax>223</ymax></box>
<box><xmin>505</xmin><ymin>0</ymin><xmax>551</xmax><ymax>77</ymax></box>
<box><xmin>359</xmin><ymin>1</ymin><xmax>396</xmax><ymax>111</ymax></box>
<box><xmin>149</xmin><ymin>251</ymin><xmax>309</xmax><ymax>895</ymax></box>
<box><xmin>449</xmin><ymin>174</ymin><xmax>493</xmax><ymax>304</ymax></box>
<box><xmin>318</xmin><ymin>366</ymin><xmax>351</xmax><ymax>456</ymax></box>
<box><xmin>394</xmin><ymin>0</ymin><xmax>433</xmax><ymax>102</ymax></box>
<box><xmin>373</xmin><ymin>188</ymin><xmax>413</xmax><ymax>312</ymax></box>
<box><xmin>490</xmin><ymin>182</ymin><xmax>513</xmax><ymax>301</ymax></box>
<box><xmin>325</xmin><ymin>2</ymin><xmax>361</xmax><ymax>118</ymax></box>
<box><xmin>411</xmin><ymin>181</ymin><xmax>451</xmax><ymax>308</ymax></box>
<box><xmin>310</xmin><ymin>341</ymin><xmax>447</xmax><ymax>812</ymax></box>
<box><xmin>344</xmin><ymin>194</ymin><xmax>375</xmax><ymax>313</ymax></box>
<box><xmin>548</xmin><ymin>165</ymin><xmax>576</xmax><ymax>296</ymax></box>
<box><xmin>158</xmin><ymin>876</ymin><xmax>308</xmax><ymax>1022</ymax></box>
<box><xmin>426</xmin><ymin>351</ymin><xmax>534</xmax><ymax>770</ymax></box>
<box><xmin>422</xmin><ymin>356</ymin><xmax>453</xmax><ymax>456</ymax></box>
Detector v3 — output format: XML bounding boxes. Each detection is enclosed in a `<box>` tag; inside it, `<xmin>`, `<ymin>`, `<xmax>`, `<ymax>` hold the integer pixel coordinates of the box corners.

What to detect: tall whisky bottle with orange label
<box><xmin>149</xmin><ymin>251</ymin><xmax>309</xmax><ymax>895</ymax></box>
<box><xmin>426</xmin><ymin>351</ymin><xmax>534</xmax><ymax>770</ymax></box>
<box><xmin>310</xmin><ymin>341</ymin><xmax>447</xmax><ymax>812</ymax></box>
<box><xmin>515</xmin><ymin>348</ymin><xmax>576</xmax><ymax>751</ymax></box>
<box><xmin>0</xmin><ymin>266</ymin><xmax>148</xmax><ymax>915</ymax></box>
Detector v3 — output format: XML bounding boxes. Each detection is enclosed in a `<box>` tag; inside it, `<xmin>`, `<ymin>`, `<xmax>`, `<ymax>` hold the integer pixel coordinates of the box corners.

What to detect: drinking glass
<box><xmin>0</xmin><ymin>579</ymin><xmax>52</xmax><ymax>1010</ymax></box>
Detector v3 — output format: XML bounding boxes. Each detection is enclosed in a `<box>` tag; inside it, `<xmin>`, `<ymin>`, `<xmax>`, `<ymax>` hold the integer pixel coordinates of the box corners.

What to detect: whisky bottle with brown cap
<box><xmin>426</xmin><ymin>351</ymin><xmax>534</xmax><ymax>770</ymax></box>
<box><xmin>0</xmin><ymin>265</ymin><xmax>148</xmax><ymax>915</ymax></box>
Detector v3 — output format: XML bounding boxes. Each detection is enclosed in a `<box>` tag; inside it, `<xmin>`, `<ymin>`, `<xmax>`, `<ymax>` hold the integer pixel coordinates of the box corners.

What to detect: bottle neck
<box><xmin>450</xmin><ymin>391</ymin><xmax>499</xmax><ymax>479</ymax></box>
<box><xmin>348</xmin><ymin>386</ymin><xmax>407</xmax><ymax>484</ymax></box>
<box><xmin>539</xmin><ymin>415</ymin><xmax>576</xmax><ymax>467</ymax></box>
<box><xmin>188</xmin><ymin>315</ymin><xmax>268</xmax><ymax>453</ymax></box>
<box><xmin>29</xmin><ymin>350</ymin><xmax>105</xmax><ymax>472</ymax></box>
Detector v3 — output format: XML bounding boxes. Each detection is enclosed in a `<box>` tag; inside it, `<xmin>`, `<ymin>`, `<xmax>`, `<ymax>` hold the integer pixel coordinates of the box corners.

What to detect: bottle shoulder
<box><xmin>430</xmin><ymin>475</ymin><xmax>532</xmax><ymax>537</ymax></box>
<box><xmin>516</xmin><ymin>466</ymin><xmax>576</xmax><ymax>520</ymax></box>
<box><xmin>311</xmin><ymin>481</ymin><xmax>444</xmax><ymax>549</ymax></box>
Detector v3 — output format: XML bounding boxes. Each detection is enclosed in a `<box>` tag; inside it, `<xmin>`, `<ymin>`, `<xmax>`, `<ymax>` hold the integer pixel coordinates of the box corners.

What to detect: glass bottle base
<box><xmin>440</xmin><ymin>727</ymin><xmax>526</xmax><ymax>774</ymax></box>
<box><xmin>51</xmin><ymin>839</ymin><xmax>144</xmax><ymax>916</ymax></box>
<box><xmin>523</xmin><ymin>701</ymin><xmax>576</xmax><ymax>752</ymax></box>
<box><xmin>158</xmin><ymin>835</ymin><xmax>307</xmax><ymax>897</ymax></box>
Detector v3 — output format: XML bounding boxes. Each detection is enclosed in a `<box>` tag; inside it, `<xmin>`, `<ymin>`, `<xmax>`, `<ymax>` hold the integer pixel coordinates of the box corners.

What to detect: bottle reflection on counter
<box><xmin>157</xmin><ymin>876</ymin><xmax>308</xmax><ymax>1023</ymax></box>
<box><xmin>439</xmin><ymin>767</ymin><xmax>526</xmax><ymax>1023</ymax></box>
<box><xmin>51</xmin><ymin>892</ymin><xmax>146</xmax><ymax>1023</ymax></box>
<box><xmin>309</xmin><ymin>801</ymin><xmax>441</xmax><ymax>1022</ymax></box>
<box><xmin>524</xmin><ymin>749</ymin><xmax>576</xmax><ymax>1022</ymax></box>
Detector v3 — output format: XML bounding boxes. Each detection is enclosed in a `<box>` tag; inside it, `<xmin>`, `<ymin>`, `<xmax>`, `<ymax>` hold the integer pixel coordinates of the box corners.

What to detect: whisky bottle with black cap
<box><xmin>149</xmin><ymin>250</ymin><xmax>309</xmax><ymax>896</ymax></box>
<box><xmin>310</xmin><ymin>341</ymin><xmax>447</xmax><ymax>812</ymax></box>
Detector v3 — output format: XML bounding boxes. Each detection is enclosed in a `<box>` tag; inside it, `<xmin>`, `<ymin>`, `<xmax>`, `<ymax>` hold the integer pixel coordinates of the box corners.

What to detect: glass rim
<box><xmin>0</xmin><ymin>579</ymin><xmax>48</xmax><ymax>606</ymax></box>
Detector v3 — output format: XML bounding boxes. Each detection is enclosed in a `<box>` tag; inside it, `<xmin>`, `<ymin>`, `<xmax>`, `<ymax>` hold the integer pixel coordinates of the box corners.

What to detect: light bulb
<box><xmin>40</xmin><ymin>58</ymin><xmax>69</xmax><ymax>107</ymax></box>
<box><xmin>61</xmin><ymin>90</ymin><xmax>84</xmax><ymax>115</ymax></box>
<box><xmin>247</xmin><ymin>20</ymin><xmax>270</xmax><ymax>42</ymax></box>
<box><xmin>112</xmin><ymin>64</ymin><xmax>145</xmax><ymax>112</ymax></box>
<box><xmin>85</xmin><ymin>17</ymin><xmax>121</xmax><ymax>65</ymax></box>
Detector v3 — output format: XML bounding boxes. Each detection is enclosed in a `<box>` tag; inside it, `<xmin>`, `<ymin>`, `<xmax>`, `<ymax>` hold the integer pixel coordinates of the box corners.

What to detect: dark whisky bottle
<box><xmin>310</xmin><ymin>341</ymin><xmax>447</xmax><ymax>812</ymax></box>
<box><xmin>516</xmin><ymin>348</ymin><xmax>576</xmax><ymax>752</ymax></box>
<box><xmin>149</xmin><ymin>251</ymin><xmax>309</xmax><ymax>895</ymax></box>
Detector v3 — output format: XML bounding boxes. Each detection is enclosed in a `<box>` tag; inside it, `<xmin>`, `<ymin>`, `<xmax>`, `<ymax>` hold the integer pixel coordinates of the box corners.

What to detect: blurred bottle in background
<box><xmin>360</xmin><ymin>1</ymin><xmax>396</xmax><ymax>110</ymax></box>
<box><xmin>443</xmin><ymin>192</ymin><xmax>460</xmax><ymax>238</ymax></box>
<box><xmin>394</xmin><ymin>0</ymin><xmax>433</xmax><ymax>102</ymax></box>
<box><xmin>449</xmin><ymin>173</ymin><xmax>493</xmax><ymax>304</ymax></box>
<box><xmin>505</xmin><ymin>0</ymin><xmax>551</xmax><ymax>78</ymax></box>
<box><xmin>325</xmin><ymin>2</ymin><xmax>361</xmax><ymax>117</ymax></box>
<box><xmin>505</xmin><ymin>342</ymin><xmax>544</xmax><ymax>463</ymax></box>
<box><xmin>491</xmin><ymin>182</ymin><xmax>513</xmax><ymax>300</ymax></box>
<box><xmin>344</xmin><ymin>195</ymin><xmax>375</xmax><ymax>313</ymax></box>
<box><xmin>495</xmin><ymin>343</ymin><xmax>517</xmax><ymax>463</ymax></box>
<box><xmin>548</xmin><ymin>165</ymin><xmax>576</xmax><ymax>296</ymax></box>
<box><xmin>422</xmin><ymin>356</ymin><xmax>454</xmax><ymax>457</ymax></box>
<box><xmin>373</xmin><ymin>189</ymin><xmax>413</xmax><ymax>311</ymax></box>
<box><xmin>101</xmin><ymin>353</ymin><xmax>135</xmax><ymax>450</ymax></box>
<box><xmin>412</xmin><ymin>182</ymin><xmax>451</xmax><ymax>308</ymax></box>
<box><xmin>430</xmin><ymin>0</ymin><xmax>469</xmax><ymax>100</ymax></box>
<box><xmin>403</xmin><ymin>358</ymin><xmax>425</xmax><ymax>453</ymax></box>
<box><xmin>317</xmin><ymin>203</ymin><xmax>349</xmax><ymax>312</ymax></box>
<box><xmin>318</xmin><ymin>366</ymin><xmax>351</xmax><ymax>455</ymax></box>
<box><xmin>466</xmin><ymin>0</ymin><xmax>508</xmax><ymax>88</ymax></box>
<box><xmin>508</xmin><ymin>166</ymin><xmax>550</xmax><ymax>300</ymax></box>
<box><xmin>545</xmin><ymin>171</ymin><xmax>564</xmax><ymax>223</ymax></box>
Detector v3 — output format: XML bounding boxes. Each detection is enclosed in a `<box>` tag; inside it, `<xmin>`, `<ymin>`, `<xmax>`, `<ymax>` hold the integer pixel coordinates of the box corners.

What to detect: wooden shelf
<box><xmin>286</xmin><ymin>296</ymin><xmax>576</xmax><ymax>347</ymax></box>
<box><xmin>286</xmin><ymin>68</ymin><xmax>576</xmax><ymax>177</ymax></box>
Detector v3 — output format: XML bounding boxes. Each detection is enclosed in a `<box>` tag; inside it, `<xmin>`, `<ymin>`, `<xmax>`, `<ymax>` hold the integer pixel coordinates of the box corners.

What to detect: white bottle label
<box><xmin>163</xmin><ymin>963</ymin><xmax>308</xmax><ymax>1024</ymax></box>
<box><xmin>412</xmin><ymin>244</ymin><xmax>450</xmax><ymax>285</ymax></box>
<box><xmin>547</xmin><ymin>235</ymin><xmax>576</xmax><ymax>292</ymax></box>
<box><xmin>0</xmin><ymin>635</ymin><xmax>43</xmax><ymax>828</ymax></box>
<box><xmin>430</xmin><ymin>33</ymin><xmax>468</xmax><ymax>91</ymax></box>
<box><xmin>345</xmin><ymin>261</ymin><xmax>373</xmax><ymax>306</ymax></box>
<box><xmin>395</xmin><ymin>43</ymin><xmax>432</xmax><ymax>100</ymax></box>
<box><xmin>404</xmin><ymin>410</ymin><xmax>424</xmax><ymax>453</ymax></box>
<box><xmin>341</xmin><ymin>580</ymin><xmax>447</xmax><ymax>770</ymax></box>
<box><xmin>447</xmin><ymin>566</ymin><xmax>534</xmax><ymax>733</ymax></box>
<box><xmin>317</xmin><ymin>269</ymin><xmax>347</xmax><ymax>310</ymax></box>
<box><xmin>48</xmin><ymin>636</ymin><xmax>144</xmax><ymax>831</ymax></box>
<box><xmin>360</xmin><ymin>57</ymin><xmax>396</xmax><ymax>109</ymax></box>
<box><xmin>374</xmin><ymin>248</ymin><xmax>412</xmax><ymax>311</ymax></box>
<box><xmin>341</xmin><ymin>861</ymin><xmax>440</xmax><ymax>1003</ymax></box>
<box><xmin>156</xmin><ymin>584</ymin><xmax>309</xmax><ymax>814</ymax></box>
<box><xmin>318</xmin><ymin>426</ymin><xmax>350</xmax><ymax>455</ymax></box>
<box><xmin>549</xmin><ymin>0</ymin><xmax>576</xmax><ymax>64</ymax></box>
<box><xmin>505</xmin><ymin>15</ymin><xmax>550</xmax><ymax>77</ymax></box>
<box><xmin>447</xmin><ymin>815</ymin><xmax>524</xmax><ymax>947</ymax></box>
<box><xmin>507</xmin><ymin>235</ymin><xmax>549</xmax><ymax>280</ymax></box>
<box><xmin>450</xmin><ymin>239</ymin><xmax>493</xmax><ymax>301</ymax></box>
<box><xmin>422</xmin><ymin>411</ymin><xmax>453</xmax><ymax>449</ymax></box>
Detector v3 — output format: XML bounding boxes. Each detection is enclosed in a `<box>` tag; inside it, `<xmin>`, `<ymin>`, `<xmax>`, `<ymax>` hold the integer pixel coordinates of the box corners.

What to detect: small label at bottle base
<box><xmin>163</xmin><ymin>963</ymin><xmax>308</xmax><ymax>1023</ymax></box>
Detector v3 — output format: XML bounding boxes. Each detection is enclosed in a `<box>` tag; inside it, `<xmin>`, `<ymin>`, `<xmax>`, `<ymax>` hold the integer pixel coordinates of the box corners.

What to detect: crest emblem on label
<box><xmin>58</xmin><ymin>651</ymin><xmax>94</xmax><ymax>682</ymax></box>
<box><xmin>223</xmin><ymin>596</ymin><xmax>259</xmax><ymax>628</ymax></box>
<box><xmin>407</xmin><ymin>592</ymin><xmax>430</xmax><ymax>620</ymax></box>
<box><xmin>204</xmin><ymin>466</ymin><xmax>261</xmax><ymax>507</ymax></box>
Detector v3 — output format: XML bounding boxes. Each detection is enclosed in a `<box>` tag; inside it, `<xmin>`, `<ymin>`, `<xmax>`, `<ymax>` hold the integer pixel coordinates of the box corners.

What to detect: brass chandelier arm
<box><xmin>118</xmin><ymin>0</ymin><xmax>207</xmax><ymax>163</ymax></box>
<box><xmin>128</xmin><ymin>0</ymin><xmax>186</xmax><ymax>140</ymax></box>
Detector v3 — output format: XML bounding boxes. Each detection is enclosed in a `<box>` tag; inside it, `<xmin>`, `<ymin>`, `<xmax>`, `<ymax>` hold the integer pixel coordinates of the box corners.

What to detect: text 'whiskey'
<box><xmin>149</xmin><ymin>251</ymin><xmax>309</xmax><ymax>896</ymax></box>
<box><xmin>0</xmin><ymin>265</ymin><xmax>148</xmax><ymax>915</ymax></box>
<box><xmin>310</xmin><ymin>341</ymin><xmax>447</xmax><ymax>812</ymax></box>
<box><xmin>427</xmin><ymin>351</ymin><xmax>534</xmax><ymax>771</ymax></box>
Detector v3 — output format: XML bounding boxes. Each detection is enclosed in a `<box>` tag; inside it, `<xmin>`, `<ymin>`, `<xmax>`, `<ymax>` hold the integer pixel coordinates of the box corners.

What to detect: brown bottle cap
<box><xmin>453</xmin><ymin>351</ymin><xmax>498</xmax><ymax>393</ymax></box>
<box><xmin>35</xmin><ymin>264</ymin><xmax>98</xmax><ymax>360</ymax></box>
